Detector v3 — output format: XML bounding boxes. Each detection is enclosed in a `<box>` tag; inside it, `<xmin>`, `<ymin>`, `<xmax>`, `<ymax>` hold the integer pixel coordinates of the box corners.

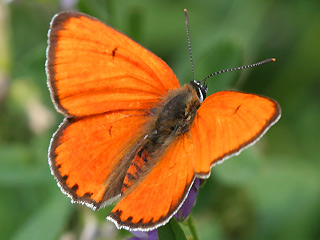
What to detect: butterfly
<box><xmin>46</xmin><ymin>11</ymin><xmax>281</xmax><ymax>231</ymax></box>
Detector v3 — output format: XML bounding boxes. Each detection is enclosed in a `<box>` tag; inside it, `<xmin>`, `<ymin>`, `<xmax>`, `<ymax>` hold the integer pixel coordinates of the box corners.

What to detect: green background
<box><xmin>1</xmin><ymin>0</ymin><xmax>319</xmax><ymax>239</ymax></box>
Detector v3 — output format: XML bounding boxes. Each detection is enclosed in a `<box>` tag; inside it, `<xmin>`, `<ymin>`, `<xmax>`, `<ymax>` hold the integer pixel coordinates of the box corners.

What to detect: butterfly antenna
<box><xmin>201</xmin><ymin>58</ymin><xmax>276</xmax><ymax>84</ymax></box>
<box><xmin>184</xmin><ymin>9</ymin><xmax>196</xmax><ymax>82</ymax></box>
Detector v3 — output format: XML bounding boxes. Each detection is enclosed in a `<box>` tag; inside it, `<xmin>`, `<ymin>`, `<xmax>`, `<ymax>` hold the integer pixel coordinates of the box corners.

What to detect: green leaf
<box><xmin>158</xmin><ymin>217</ymin><xmax>187</xmax><ymax>240</ymax></box>
<box><xmin>12</xmin><ymin>193</ymin><xmax>73</xmax><ymax>240</ymax></box>
<box><xmin>214</xmin><ymin>148</ymin><xmax>262</xmax><ymax>186</ymax></box>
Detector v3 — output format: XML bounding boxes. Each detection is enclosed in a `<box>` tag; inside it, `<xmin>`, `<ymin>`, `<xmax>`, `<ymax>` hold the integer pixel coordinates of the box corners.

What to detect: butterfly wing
<box><xmin>46</xmin><ymin>12</ymin><xmax>180</xmax><ymax>117</ymax></box>
<box><xmin>47</xmin><ymin>12</ymin><xmax>180</xmax><ymax>209</ymax></box>
<box><xmin>190</xmin><ymin>91</ymin><xmax>281</xmax><ymax>177</ymax></box>
<box><xmin>49</xmin><ymin>111</ymin><xmax>150</xmax><ymax>209</ymax></box>
<box><xmin>107</xmin><ymin>133</ymin><xmax>195</xmax><ymax>231</ymax></box>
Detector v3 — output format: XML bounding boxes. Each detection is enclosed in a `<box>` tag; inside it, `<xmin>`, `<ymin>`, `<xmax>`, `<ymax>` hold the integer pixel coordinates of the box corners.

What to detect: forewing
<box><xmin>107</xmin><ymin>133</ymin><xmax>195</xmax><ymax>231</ymax></box>
<box><xmin>191</xmin><ymin>91</ymin><xmax>281</xmax><ymax>177</ymax></box>
<box><xmin>46</xmin><ymin>12</ymin><xmax>180</xmax><ymax>117</ymax></box>
<box><xmin>49</xmin><ymin>110</ymin><xmax>149</xmax><ymax>209</ymax></box>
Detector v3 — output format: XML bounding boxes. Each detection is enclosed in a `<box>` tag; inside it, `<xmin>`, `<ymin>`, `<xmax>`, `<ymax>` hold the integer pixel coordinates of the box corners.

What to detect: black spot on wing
<box><xmin>71</xmin><ymin>184</ymin><xmax>79</xmax><ymax>191</ymax></box>
<box><xmin>112</xmin><ymin>47</ymin><xmax>118</xmax><ymax>57</ymax></box>
<box><xmin>83</xmin><ymin>192</ymin><xmax>93</xmax><ymax>198</ymax></box>
<box><xmin>234</xmin><ymin>105</ymin><xmax>241</xmax><ymax>114</ymax></box>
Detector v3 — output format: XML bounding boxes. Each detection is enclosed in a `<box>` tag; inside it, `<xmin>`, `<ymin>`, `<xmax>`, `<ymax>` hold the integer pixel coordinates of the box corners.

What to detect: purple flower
<box><xmin>128</xmin><ymin>229</ymin><xmax>158</xmax><ymax>240</ymax></box>
<box><xmin>174</xmin><ymin>178</ymin><xmax>202</xmax><ymax>221</ymax></box>
<box><xmin>127</xmin><ymin>178</ymin><xmax>202</xmax><ymax>240</ymax></box>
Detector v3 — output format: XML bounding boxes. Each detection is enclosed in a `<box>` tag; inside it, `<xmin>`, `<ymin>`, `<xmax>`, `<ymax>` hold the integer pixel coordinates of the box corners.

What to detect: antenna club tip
<box><xmin>184</xmin><ymin>9</ymin><xmax>189</xmax><ymax>17</ymax></box>
<box><xmin>271</xmin><ymin>58</ymin><xmax>276</xmax><ymax>62</ymax></box>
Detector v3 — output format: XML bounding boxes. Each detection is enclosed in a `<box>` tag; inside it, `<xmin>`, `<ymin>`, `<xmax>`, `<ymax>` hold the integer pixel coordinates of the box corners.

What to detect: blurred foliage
<box><xmin>0</xmin><ymin>0</ymin><xmax>320</xmax><ymax>239</ymax></box>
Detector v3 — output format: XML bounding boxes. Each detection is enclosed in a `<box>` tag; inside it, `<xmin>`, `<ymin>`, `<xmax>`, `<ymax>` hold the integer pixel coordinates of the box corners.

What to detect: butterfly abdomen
<box><xmin>121</xmin><ymin>148</ymin><xmax>149</xmax><ymax>193</ymax></box>
<box><xmin>121</xmin><ymin>84</ymin><xmax>201</xmax><ymax>194</ymax></box>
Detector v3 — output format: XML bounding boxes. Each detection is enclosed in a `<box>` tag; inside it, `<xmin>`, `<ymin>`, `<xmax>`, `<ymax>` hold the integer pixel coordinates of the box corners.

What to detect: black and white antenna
<box><xmin>201</xmin><ymin>58</ymin><xmax>276</xmax><ymax>84</ymax></box>
<box><xmin>184</xmin><ymin>9</ymin><xmax>196</xmax><ymax>82</ymax></box>
<box><xmin>184</xmin><ymin>9</ymin><xmax>276</xmax><ymax>102</ymax></box>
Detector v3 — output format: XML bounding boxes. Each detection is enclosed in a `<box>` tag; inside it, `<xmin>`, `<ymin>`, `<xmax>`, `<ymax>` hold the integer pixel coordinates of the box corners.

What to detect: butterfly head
<box><xmin>189</xmin><ymin>80</ymin><xmax>208</xmax><ymax>103</ymax></box>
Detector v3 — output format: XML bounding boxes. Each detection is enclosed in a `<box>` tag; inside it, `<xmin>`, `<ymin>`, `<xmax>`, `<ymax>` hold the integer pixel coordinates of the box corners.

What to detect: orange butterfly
<box><xmin>46</xmin><ymin>11</ymin><xmax>281</xmax><ymax>231</ymax></box>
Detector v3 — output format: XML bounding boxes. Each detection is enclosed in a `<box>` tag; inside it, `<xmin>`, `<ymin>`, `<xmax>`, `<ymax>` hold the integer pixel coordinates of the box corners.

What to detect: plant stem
<box><xmin>187</xmin><ymin>215</ymin><xmax>200</xmax><ymax>240</ymax></box>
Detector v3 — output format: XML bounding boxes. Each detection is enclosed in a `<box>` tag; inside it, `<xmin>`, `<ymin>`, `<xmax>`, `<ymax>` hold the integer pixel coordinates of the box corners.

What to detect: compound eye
<box><xmin>189</xmin><ymin>80</ymin><xmax>208</xmax><ymax>102</ymax></box>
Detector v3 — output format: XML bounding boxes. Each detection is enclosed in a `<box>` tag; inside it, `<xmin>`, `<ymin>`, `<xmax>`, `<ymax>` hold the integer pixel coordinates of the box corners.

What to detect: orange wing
<box><xmin>107</xmin><ymin>132</ymin><xmax>195</xmax><ymax>231</ymax></box>
<box><xmin>190</xmin><ymin>91</ymin><xmax>281</xmax><ymax>177</ymax></box>
<box><xmin>49</xmin><ymin>111</ymin><xmax>149</xmax><ymax>209</ymax></box>
<box><xmin>46</xmin><ymin>12</ymin><xmax>180</xmax><ymax>117</ymax></box>
<box><xmin>47</xmin><ymin>12</ymin><xmax>180</xmax><ymax>209</ymax></box>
